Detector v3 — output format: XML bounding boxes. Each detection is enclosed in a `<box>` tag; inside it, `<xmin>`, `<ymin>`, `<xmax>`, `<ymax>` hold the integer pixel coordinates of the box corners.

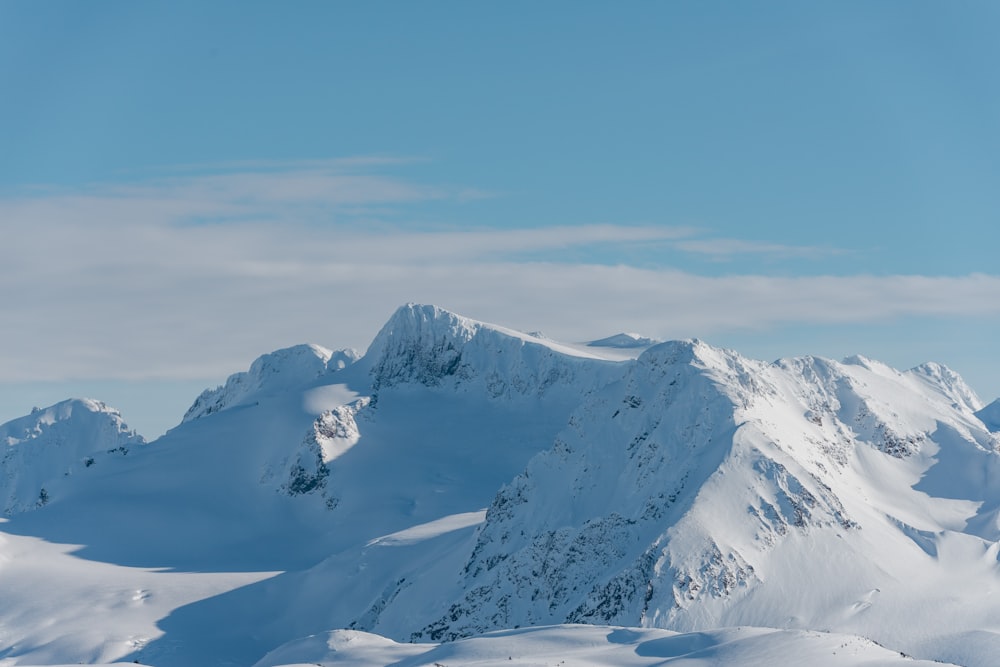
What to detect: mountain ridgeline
<box><xmin>1</xmin><ymin>303</ymin><xmax>998</xmax><ymax>667</ymax></box>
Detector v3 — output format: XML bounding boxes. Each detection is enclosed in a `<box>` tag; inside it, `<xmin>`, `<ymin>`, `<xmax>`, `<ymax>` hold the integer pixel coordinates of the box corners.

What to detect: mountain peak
<box><xmin>639</xmin><ymin>339</ymin><xmax>751</xmax><ymax>381</ymax></box>
<box><xmin>587</xmin><ymin>332</ymin><xmax>661</xmax><ymax>348</ymax></box>
<box><xmin>183</xmin><ymin>343</ymin><xmax>360</xmax><ymax>422</ymax></box>
<box><xmin>1</xmin><ymin>398</ymin><xmax>144</xmax><ymax>514</ymax></box>
<box><xmin>365</xmin><ymin>304</ymin><xmax>479</xmax><ymax>389</ymax></box>
<box><xmin>976</xmin><ymin>398</ymin><xmax>1000</xmax><ymax>433</ymax></box>
<box><xmin>907</xmin><ymin>361</ymin><xmax>984</xmax><ymax>413</ymax></box>
<box><xmin>3</xmin><ymin>398</ymin><xmax>135</xmax><ymax>442</ymax></box>
<box><xmin>367</xmin><ymin>303</ymin><xmax>625</xmax><ymax>396</ymax></box>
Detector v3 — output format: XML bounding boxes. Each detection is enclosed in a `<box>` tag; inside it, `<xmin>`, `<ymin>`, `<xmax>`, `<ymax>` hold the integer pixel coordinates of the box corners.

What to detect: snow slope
<box><xmin>1</xmin><ymin>304</ymin><xmax>999</xmax><ymax>666</ymax></box>
<box><xmin>0</xmin><ymin>527</ymin><xmax>270</xmax><ymax>666</ymax></box>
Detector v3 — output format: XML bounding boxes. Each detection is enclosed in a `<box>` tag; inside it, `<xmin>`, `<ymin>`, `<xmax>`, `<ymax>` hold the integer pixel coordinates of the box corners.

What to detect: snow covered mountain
<box><xmin>1</xmin><ymin>398</ymin><xmax>144</xmax><ymax>515</ymax></box>
<box><xmin>1</xmin><ymin>304</ymin><xmax>998</xmax><ymax>667</ymax></box>
<box><xmin>587</xmin><ymin>332</ymin><xmax>661</xmax><ymax>348</ymax></box>
<box><xmin>413</xmin><ymin>342</ymin><xmax>1000</xmax><ymax>664</ymax></box>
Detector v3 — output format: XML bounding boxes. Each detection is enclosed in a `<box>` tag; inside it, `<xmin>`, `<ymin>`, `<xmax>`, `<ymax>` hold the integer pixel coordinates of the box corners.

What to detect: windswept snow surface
<box><xmin>0</xmin><ymin>527</ymin><xmax>272</xmax><ymax>666</ymax></box>
<box><xmin>1</xmin><ymin>304</ymin><xmax>999</xmax><ymax>666</ymax></box>
<box><xmin>252</xmin><ymin>625</ymin><xmax>954</xmax><ymax>667</ymax></box>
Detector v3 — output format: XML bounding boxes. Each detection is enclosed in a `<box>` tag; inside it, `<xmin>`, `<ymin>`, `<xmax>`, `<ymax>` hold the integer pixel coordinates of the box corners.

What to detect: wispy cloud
<box><xmin>138</xmin><ymin>156</ymin><xmax>426</xmax><ymax>175</ymax></box>
<box><xmin>673</xmin><ymin>237</ymin><xmax>846</xmax><ymax>259</ymax></box>
<box><xmin>1</xmin><ymin>159</ymin><xmax>482</xmax><ymax>231</ymax></box>
<box><xmin>2</xmin><ymin>161</ymin><xmax>998</xmax><ymax>383</ymax></box>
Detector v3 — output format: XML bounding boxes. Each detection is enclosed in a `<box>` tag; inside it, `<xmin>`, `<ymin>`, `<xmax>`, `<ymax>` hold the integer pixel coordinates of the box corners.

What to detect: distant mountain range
<box><xmin>1</xmin><ymin>304</ymin><xmax>998</xmax><ymax>667</ymax></box>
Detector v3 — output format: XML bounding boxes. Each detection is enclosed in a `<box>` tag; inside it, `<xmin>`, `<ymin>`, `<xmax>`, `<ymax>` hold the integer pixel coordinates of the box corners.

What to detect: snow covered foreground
<box><xmin>10</xmin><ymin>626</ymin><xmax>955</xmax><ymax>667</ymax></box>
<box><xmin>2</xmin><ymin>304</ymin><xmax>1000</xmax><ymax>666</ymax></box>
<box><xmin>252</xmin><ymin>625</ymin><xmax>954</xmax><ymax>667</ymax></box>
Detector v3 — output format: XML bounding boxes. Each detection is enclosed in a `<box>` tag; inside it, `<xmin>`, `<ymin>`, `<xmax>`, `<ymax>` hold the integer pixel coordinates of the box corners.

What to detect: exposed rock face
<box><xmin>262</xmin><ymin>398</ymin><xmax>370</xmax><ymax>510</ymax></box>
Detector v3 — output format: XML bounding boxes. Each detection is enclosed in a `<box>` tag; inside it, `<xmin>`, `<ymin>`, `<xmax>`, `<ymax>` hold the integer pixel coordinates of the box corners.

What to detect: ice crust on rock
<box><xmin>261</xmin><ymin>397</ymin><xmax>371</xmax><ymax>509</ymax></box>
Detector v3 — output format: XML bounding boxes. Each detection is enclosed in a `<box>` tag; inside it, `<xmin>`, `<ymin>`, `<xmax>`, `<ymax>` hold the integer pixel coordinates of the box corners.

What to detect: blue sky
<box><xmin>2</xmin><ymin>1</ymin><xmax>998</xmax><ymax>437</ymax></box>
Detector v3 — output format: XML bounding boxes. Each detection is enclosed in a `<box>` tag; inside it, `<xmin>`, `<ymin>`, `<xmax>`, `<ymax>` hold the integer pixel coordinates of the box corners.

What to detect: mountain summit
<box><xmin>368</xmin><ymin>303</ymin><xmax>624</xmax><ymax>396</ymax></box>
<box><xmin>1</xmin><ymin>398</ymin><xmax>143</xmax><ymax>515</ymax></box>
<box><xmin>183</xmin><ymin>343</ymin><xmax>361</xmax><ymax>422</ymax></box>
